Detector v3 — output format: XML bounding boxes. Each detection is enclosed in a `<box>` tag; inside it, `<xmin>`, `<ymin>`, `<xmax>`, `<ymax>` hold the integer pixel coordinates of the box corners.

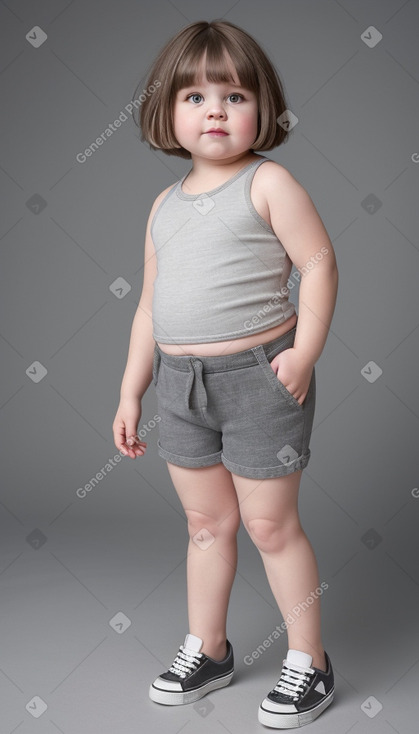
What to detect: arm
<box><xmin>293</xmin><ymin>258</ymin><xmax>338</xmax><ymax>366</ymax></box>
<box><xmin>119</xmin><ymin>301</ymin><xmax>155</xmax><ymax>400</ymax></box>
<box><xmin>264</xmin><ymin>164</ymin><xmax>339</xmax><ymax>403</ymax></box>
<box><xmin>113</xmin><ymin>184</ymin><xmax>174</xmax><ymax>457</ymax></box>
<box><xmin>119</xmin><ymin>205</ymin><xmax>159</xmax><ymax>400</ymax></box>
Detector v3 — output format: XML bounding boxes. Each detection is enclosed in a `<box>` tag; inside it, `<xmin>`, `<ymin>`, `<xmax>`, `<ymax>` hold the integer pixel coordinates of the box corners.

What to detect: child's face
<box><xmin>173</xmin><ymin>56</ymin><xmax>258</xmax><ymax>161</ymax></box>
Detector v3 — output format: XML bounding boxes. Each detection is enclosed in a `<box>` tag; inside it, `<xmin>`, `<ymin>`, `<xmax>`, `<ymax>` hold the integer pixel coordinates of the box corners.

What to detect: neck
<box><xmin>187</xmin><ymin>152</ymin><xmax>260</xmax><ymax>179</ymax></box>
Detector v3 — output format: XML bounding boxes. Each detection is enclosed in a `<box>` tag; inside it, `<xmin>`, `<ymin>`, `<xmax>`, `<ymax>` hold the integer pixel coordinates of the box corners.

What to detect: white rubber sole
<box><xmin>258</xmin><ymin>687</ymin><xmax>334</xmax><ymax>728</ymax></box>
<box><xmin>149</xmin><ymin>670</ymin><xmax>234</xmax><ymax>705</ymax></box>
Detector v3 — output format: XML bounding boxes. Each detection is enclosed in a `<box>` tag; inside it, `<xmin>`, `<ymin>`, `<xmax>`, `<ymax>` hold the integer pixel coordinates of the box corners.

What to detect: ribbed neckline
<box><xmin>176</xmin><ymin>156</ymin><xmax>268</xmax><ymax>199</ymax></box>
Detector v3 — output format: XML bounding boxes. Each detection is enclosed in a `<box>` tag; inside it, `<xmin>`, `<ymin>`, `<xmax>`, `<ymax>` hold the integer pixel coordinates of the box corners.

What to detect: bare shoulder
<box><xmin>254</xmin><ymin>160</ymin><xmax>317</xmax><ymax>227</ymax></box>
<box><xmin>254</xmin><ymin>160</ymin><xmax>305</xmax><ymax>198</ymax></box>
<box><xmin>149</xmin><ymin>181</ymin><xmax>178</xmax><ymax>218</ymax></box>
<box><xmin>253</xmin><ymin>160</ymin><xmax>337</xmax><ymax>272</ymax></box>
<box><xmin>156</xmin><ymin>180</ymin><xmax>178</xmax><ymax>202</ymax></box>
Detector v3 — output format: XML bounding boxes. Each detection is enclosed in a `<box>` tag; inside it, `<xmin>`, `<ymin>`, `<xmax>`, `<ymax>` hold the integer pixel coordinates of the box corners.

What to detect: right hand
<box><xmin>113</xmin><ymin>396</ymin><xmax>147</xmax><ymax>459</ymax></box>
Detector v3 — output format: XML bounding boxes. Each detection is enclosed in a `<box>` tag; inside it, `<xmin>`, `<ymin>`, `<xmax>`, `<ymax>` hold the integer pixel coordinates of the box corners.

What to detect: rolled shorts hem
<box><xmin>157</xmin><ymin>438</ymin><xmax>311</xmax><ymax>479</ymax></box>
<box><xmin>157</xmin><ymin>440</ymin><xmax>223</xmax><ymax>468</ymax></box>
<box><xmin>221</xmin><ymin>450</ymin><xmax>311</xmax><ymax>479</ymax></box>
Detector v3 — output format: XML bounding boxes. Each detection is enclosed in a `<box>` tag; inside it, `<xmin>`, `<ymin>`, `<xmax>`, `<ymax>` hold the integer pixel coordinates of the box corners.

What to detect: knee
<box><xmin>246</xmin><ymin>518</ymin><xmax>300</xmax><ymax>553</ymax></box>
<box><xmin>186</xmin><ymin>509</ymin><xmax>240</xmax><ymax>542</ymax></box>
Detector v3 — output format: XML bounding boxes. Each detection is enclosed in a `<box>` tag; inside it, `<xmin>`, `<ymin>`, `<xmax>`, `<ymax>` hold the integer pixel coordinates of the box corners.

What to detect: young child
<box><xmin>113</xmin><ymin>19</ymin><xmax>338</xmax><ymax>729</ymax></box>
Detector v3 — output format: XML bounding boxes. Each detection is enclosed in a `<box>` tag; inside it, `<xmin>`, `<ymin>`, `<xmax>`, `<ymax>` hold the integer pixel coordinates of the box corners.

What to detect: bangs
<box><xmin>172</xmin><ymin>34</ymin><xmax>259</xmax><ymax>95</ymax></box>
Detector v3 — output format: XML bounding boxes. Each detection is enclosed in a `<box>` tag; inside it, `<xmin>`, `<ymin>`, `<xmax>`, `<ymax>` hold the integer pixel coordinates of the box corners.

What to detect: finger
<box><xmin>124</xmin><ymin>430</ymin><xmax>138</xmax><ymax>452</ymax></box>
<box><xmin>125</xmin><ymin>432</ymin><xmax>148</xmax><ymax>457</ymax></box>
<box><xmin>114</xmin><ymin>424</ymin><xmax>127</xmax><ymax>453</ymax></box>
<box><xmin>131</xmin><ymin>436</ymin><xmax>147</xmax><ymax>455</ymax></box>
<box><xmin>122</xmin><ymin>437</ymin><xmax>137</xmax><ymax>457</ymax></box>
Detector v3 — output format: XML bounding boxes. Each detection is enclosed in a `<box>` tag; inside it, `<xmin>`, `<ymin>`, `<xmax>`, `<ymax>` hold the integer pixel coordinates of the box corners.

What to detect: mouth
<box><xmin>205</xmin><ymin>129</ymin><xmax>228</xmax><ymax>136</ymax></box>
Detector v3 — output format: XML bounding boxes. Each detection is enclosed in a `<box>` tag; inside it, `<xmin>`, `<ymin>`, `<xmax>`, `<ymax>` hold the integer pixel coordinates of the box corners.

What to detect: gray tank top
<box><xmin>150</xmin><ymin>155</ymin><xmax>296</xmax><ymax>344</ymax></box>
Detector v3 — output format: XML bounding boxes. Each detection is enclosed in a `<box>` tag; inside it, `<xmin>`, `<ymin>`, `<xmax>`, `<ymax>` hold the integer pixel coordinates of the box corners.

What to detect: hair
<box><xmin>132</xmin><ymin>19</ymin><xmax>291</xmax><ymax>159</ymax></box>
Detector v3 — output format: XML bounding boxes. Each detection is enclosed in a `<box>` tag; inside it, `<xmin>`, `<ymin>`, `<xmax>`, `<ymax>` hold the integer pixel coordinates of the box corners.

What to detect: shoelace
<box><xmin>169</xmin><ymin>645</ymin><xmax>203</xmax><ymax>679</ymax></box>
<box><xmin>273</xmin><ymin>660</ymin><xmax>314</xmax><ymax>701</ymax></box>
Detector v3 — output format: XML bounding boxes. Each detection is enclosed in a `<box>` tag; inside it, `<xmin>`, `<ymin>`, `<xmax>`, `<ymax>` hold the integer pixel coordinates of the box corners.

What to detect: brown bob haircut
<box><xmin>132</xmin><ymin>19</ymin><xmax>291</xmax><ymax>159</ymax></box>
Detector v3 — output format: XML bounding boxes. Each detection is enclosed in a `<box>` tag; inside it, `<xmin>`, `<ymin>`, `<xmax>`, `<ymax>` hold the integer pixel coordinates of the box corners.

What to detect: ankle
<box><xmin>288</xmin><ymin>642</ymin><xmax>326</xmax><ymax>672</ymax></box>
<box><xmin>311</xmin><ymin>650</ymin><xmax>327</xmax><ymax>672</ymax></box>
<box><xmin>199</xmin><ymin>639</ymin><xmax>228</xmax><ymax>661</ymax></box>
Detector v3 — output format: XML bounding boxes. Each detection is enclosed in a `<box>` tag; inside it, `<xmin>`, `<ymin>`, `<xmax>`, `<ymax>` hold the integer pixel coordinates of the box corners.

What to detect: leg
<box><xmin>166</xmin><ymin>461</ymin><xmax>241</xmax><ymax>661</ymax></box>
<box><xmin>232</xmin><ymin>469</ymin><xmax>326</xmax><ymax>671</ymax></box>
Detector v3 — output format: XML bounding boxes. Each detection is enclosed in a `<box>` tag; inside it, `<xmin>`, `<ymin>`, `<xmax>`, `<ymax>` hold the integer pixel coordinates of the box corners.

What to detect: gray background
<box><xmin>1</xmin><ymin>0</ymin><xmax>419</xmax><ymax>732</ymax></box>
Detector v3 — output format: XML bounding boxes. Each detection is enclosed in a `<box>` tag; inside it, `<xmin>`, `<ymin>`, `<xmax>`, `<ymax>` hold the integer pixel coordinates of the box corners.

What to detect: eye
<box><xmin>186</xmin><ymin>93</ymin><xmax>203</xmax><ymax>104</ymax></box>
<box><xmin>185</xmin><ymin>92</ymin><xmax>245</xmax><ymax>104</ymax></box>
<box><xmin>227</xmin><ymin>93</ymin><xmax>244</xmax><ymax>103</ymax></box>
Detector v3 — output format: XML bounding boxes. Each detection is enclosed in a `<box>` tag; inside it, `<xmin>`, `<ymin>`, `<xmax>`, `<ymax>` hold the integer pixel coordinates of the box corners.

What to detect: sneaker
<box><xmin>258</xmin><ymin>649</ymin><xmax>334</xmax><ymax>728</ymax></box>
<box><xmin>149</xmin><ymin>633</ymin><xmax>234</xmax><ymax>705</ymax></box>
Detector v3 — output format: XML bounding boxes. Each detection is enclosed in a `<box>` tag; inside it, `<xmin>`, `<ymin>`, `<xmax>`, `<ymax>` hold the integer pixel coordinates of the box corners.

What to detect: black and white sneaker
<box><xmin>258</xmin><ymin>649</ymin><xmax>334</xmax><ymax>728</ymax></box>
<box><xmin>149</xmin><ymin>633</ymin><xmax>234</xmax><ymax>705</ymax></box>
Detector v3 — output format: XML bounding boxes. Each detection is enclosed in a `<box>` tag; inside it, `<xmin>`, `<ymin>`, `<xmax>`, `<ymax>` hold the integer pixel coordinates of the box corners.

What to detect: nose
<box><xmin>206</xmin><ymin>101</ymin><xmax>227</xmax><ymax>119</ymax></box>
<box><xmin>207</xmin><ymin>109</ymin><xmax>227</xmax><ymax>120</ymax></box>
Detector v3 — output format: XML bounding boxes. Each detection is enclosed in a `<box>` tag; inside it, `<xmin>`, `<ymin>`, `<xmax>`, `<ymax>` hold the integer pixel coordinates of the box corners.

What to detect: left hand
<box><xmin>269</xmin><ymin>347</ymin><xmax>314</xmax><ymax>406</ymax></box>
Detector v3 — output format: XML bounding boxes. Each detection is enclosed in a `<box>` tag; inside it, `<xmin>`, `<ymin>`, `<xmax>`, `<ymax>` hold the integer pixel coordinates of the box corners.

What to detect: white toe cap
<box><xmin>152</xmin><ymin>677</ymin><xmax>183</xmax><ymax>692</ymax></box>
<box><xmin>260</xmin><ymin>697</ymin><xmax>297</xmax><ymax>713</ymax></box>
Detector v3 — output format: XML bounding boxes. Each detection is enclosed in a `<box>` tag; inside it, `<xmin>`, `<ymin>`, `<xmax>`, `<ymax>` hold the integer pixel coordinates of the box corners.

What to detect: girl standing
<box><xmin>113</xmin><ymin>19</ymin><xmax>338</xmax><ymax>729</ymax></box>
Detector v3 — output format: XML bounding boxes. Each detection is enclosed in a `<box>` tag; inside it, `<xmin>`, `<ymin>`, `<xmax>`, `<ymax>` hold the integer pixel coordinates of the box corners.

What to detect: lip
<box><xmin>205</xmin><ymin>129</ymin><xmax>228</xmax><ymax>135</ymax></box>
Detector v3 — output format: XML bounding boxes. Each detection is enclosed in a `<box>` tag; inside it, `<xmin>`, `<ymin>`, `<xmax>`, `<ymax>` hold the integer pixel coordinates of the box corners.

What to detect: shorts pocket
<box><xmin>257</xmin><ymin>348</ymin><xmax>304</xmax><ymax>411</ymax></box>
<box><xmin>152</xmin><ymin>345</ymin><xmax>161</xmax><ymax>387</ymax></box>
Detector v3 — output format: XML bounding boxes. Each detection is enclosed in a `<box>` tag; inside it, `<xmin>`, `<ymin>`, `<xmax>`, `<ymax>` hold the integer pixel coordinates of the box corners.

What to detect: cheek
<box><xmin>174</xmin><ymin>110</ymin><xmax>196</xmax><ymax>138</ymax></box>
<box><xmin>237</xmin><ymin>114</ymin><xmax>258</xmax><ymax>137</ymax></box>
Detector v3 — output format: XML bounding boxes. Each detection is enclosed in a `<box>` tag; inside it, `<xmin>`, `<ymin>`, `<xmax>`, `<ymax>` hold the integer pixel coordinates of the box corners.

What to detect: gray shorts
<box><xmin>152</xmin><ymin>323</ymin><xmax>316</xmax><ymax>479</ymax></box>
